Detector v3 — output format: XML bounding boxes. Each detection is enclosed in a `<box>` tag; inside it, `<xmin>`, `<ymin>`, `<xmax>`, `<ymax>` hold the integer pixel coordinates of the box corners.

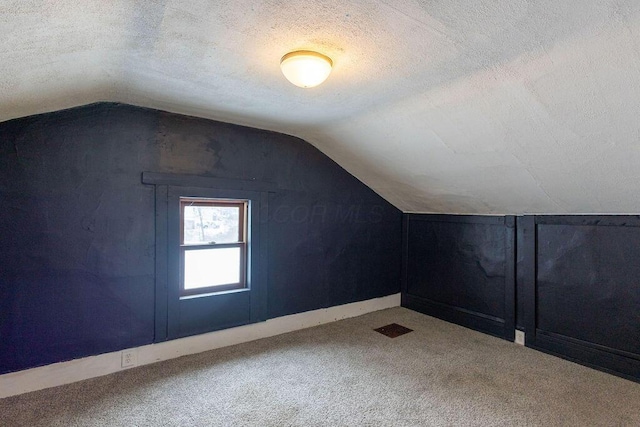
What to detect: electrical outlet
<box><xmin>515</xmin><ymin>330</ymin><xmax>525</xmax><ymax>346</ymax></box>
<box><xmin>121</xmin><ymin>349</ymin><xmax>138</xmax><ymax>368</ymax></box>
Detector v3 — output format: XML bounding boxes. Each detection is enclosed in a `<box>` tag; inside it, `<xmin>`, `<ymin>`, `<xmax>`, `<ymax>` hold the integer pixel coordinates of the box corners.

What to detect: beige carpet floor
<box><xmin>1</xmin><ymin>307</ymin><xmax>639</xmax><ymax>426</ymax></box>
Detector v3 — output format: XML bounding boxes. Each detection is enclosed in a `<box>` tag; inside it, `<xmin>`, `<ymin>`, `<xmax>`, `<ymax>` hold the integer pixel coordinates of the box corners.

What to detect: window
<box><xmin>180</xmin><ymin>197</ymin><xmax>248</xmax><ymax>296</ymax></box>
<box><xmin>143</xmin><ymin>172</ymin><xmax>269</xmax><ymax>340</ymax></box>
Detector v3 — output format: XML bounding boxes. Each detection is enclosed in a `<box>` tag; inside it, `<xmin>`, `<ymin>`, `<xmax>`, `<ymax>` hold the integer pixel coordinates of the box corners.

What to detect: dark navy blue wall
<box><xmin>404</xmin><ymin>214</ymin><xmax>640</xmax><ymax>382</ymax></box>
<box><xmin>402</xmin><ymin>215</ymin><xmax>515</xmax><ymax>340</ymax></box>
<box><xmin>519</xmin><ymin>216</ymin><xmax>640</xmax><ymax>381</ymax></box>
<box><xmin>0</xmin><ymin>103</ymin><xmax>402</xmax><ymax>374</ymax></box>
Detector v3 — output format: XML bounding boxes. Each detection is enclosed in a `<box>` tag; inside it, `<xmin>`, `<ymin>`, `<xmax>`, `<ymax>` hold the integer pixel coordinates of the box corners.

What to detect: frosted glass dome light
<box><xmin>280</xmin><ymin>50</ymin><xmax>333</xmax><ymax>88</ymax></box>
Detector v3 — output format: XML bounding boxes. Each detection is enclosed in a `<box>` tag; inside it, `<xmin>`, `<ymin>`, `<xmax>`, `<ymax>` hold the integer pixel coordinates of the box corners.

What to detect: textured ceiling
<box><xmin>2</xmin><ymin>1</ymin><xmax>640</xmax><ymax>214</ymax></box>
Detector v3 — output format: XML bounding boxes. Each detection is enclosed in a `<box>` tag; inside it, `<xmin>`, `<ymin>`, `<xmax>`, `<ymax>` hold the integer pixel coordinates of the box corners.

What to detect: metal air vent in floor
<box><xmin>374</xmin><ymin>323</ymin><xmax>413</xmax><ymax>338</ymax></box>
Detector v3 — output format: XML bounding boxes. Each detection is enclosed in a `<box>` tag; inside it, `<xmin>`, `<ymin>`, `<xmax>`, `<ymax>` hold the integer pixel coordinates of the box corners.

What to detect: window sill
<box><xmin>179</xmin><ymin>287</ymin><xmax>250</xmax><ymax>300</ymax></box>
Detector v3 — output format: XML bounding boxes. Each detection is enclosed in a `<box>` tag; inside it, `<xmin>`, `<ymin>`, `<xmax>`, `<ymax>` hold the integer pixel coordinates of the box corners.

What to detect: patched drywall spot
<box><xmin>156</xmin><ymin>119</ymin><xmax>221</xmax><ymax>175</ymax></box>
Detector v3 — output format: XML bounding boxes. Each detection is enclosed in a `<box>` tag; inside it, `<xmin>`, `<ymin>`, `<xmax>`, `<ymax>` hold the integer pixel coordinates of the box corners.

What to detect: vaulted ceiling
<box><xmin>3</xmin><ymin>1</ymin><xmax>640</xmax><ymax>214</ymax></box>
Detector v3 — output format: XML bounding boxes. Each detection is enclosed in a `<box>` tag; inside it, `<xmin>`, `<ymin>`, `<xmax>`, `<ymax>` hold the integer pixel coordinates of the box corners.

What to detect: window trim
<box><xmin>179</xmin><ymin>197</ymin><xmax>249</xmax><ymax>296</ymax></box>
<box><xmin>147</xmin><ymin>175</ymin><xmax>270</xmax><ymax>343</ymax></box>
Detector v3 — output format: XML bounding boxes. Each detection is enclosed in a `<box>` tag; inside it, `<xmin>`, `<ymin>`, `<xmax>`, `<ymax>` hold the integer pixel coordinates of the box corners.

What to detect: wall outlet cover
<box><xmin>121</xmin><ymin>350</ymin><xmax>138</xmax><ymax>368</ymax></box>
<box><xmin>515</xmin><ymin>330</ymin><xmax>525</xmax><ymax>346</ymax></box>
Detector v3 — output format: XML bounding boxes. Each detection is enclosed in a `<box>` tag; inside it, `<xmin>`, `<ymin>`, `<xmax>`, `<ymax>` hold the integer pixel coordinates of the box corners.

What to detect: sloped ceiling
<box><xmin>2</xmin><ymin>1</ymin><xmax>640</xmax><ymax>214</ymax></box>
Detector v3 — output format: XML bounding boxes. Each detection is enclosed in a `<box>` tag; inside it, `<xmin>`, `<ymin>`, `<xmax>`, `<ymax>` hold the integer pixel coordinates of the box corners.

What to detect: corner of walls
<box><xmin>402</xmin><ymin>212</ymin><xmax>640</xmax><ymax>383</ymax></box>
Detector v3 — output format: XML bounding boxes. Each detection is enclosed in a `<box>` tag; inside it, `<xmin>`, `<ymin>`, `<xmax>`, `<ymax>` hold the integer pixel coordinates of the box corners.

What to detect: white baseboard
<box><xmin>0</xmin><ymin>293</ymin><xmax>400</xmax><ymax>399</ymax></box>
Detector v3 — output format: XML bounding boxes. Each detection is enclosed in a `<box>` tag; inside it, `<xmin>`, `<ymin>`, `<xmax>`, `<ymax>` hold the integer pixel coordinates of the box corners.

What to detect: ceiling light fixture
<box><xmin>280</xmin><ymin>50</ymin><xmax>333</xmax><ymax>88</ymax></box>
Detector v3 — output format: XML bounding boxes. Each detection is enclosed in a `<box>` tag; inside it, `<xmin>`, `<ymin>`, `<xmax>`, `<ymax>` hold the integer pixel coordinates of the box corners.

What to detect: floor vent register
<box><xmin>374</xmin><ymin>323</ymin><xmax>413</xmax><ymax>338</ymax></box>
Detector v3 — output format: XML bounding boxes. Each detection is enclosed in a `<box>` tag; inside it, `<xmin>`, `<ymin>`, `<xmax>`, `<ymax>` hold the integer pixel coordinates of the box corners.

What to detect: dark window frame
<box><xmin>179</xmin><ymin>197</ymin><xmax>249</xmax><ymax>296</ymax></box>
<box><xmin>143</xmin><ymin>172</ymin><xmax>272</xmax><ymax>343</ymax></box>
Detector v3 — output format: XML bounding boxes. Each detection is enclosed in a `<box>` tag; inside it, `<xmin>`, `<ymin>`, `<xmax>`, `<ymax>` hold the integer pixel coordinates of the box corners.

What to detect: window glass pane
<box><xmin>183</xmin><ymin>205</ymin><xmax>240</xmax><ymax>244</ymax></box>
<box><xmin>184</xmin><ymin>247</ymin><xmax>241</xmax><ymax>289</ymax></box>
